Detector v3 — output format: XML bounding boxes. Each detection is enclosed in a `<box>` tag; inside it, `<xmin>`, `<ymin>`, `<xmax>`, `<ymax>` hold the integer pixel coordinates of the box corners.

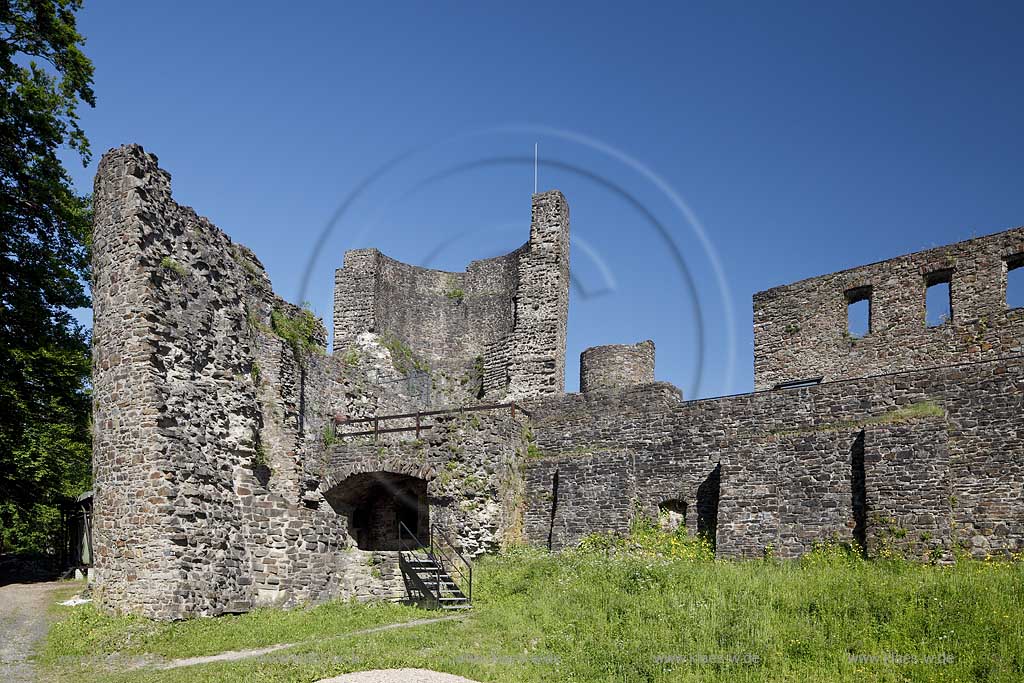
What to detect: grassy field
<box><xmin>37</xmin><ymin>526</ymin><xmax>1024</xmax><ymax>682</ymax></box>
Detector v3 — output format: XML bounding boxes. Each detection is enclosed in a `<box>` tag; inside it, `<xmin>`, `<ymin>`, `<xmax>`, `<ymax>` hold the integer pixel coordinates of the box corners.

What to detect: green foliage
<box><xmin>443</xmin><ymin>274</ymin><xmax>465</xmax><ymax>302</ymax></box>
<box><xmin>270</xmin><ymin>305</ymin><xmax>322</xmax><ymax>363</ymax></box>
<box><xmin>342</xmin><ymin>346</ymin><xmax>360</xmax><ymax>367</ymax></box>
<box><xmin>38</xmin><ymin>534</ymin><xmax>1024</xmax><ymax>683</ymax></box>
<box><xmin>158</xmin><ymin>256</ymin><xmax>186</xmax><ymax>276</ymax></box>
<box><xmin>322</xmin><ymin>423</ymin><xmax>338</xmax><ymax>447</ymax></box>
<box><xmin>39</xmin><ymin>598</ymin><xmax>420</xmax><ymax>665</ymax></box>
<box><xmin>249</xmin><ymin>361</ymin><xmax>261</xmax><ymax>384</ymax></box>
<box><xmin>381</xmin><ymin>333</ymin><xmax>430</xmax><ymax>374</ymax></box>
<box><xmin>252</xmin><ymin>441</ymin><xmax>268</xmax><ymax>468</ymax></box>
<box><xmin>521</xmin><ymin>423</ymin><xmax>543</xmax><ymax>460</ymax></box>
<box><xmin>0</xmin><ymin>0</ymin><xmax>95</xmax><ymax>553</ymax></box>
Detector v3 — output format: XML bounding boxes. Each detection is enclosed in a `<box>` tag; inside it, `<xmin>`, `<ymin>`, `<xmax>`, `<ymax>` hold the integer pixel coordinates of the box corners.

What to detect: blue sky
<box><xmin>65</xmin><ymin>2</ymin><xmax>1024</xmax><ymax>398</ymax></box>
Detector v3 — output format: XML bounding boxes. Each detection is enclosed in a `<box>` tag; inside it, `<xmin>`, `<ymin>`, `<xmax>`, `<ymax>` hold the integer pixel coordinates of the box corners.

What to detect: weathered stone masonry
<box><xmin>579</xmin><ymin>340</ymin><xmax>655</xmax><ymax>393</ymax></box>
<box><xmin>333</xmin><ymin>190</ymin><xmax>570</xmax><ymax>401</ymax></box>
<box><xmin>92</xmin><ymin>146</ymin><xmax>532</xmax><ymax>618</ymax></box>
<box><xmin>92</xmin><ymin>143</ymin><xmax>1023</xmax><ymax>619</ymax></box>
<box><xmin>753</xmin><ymin>227</ymin><xmax>1024</xmax><ymax>391</ymax></box>
<box><xmin>522</xmin><ymin>357</ymin><xmax>1024</xmax><ymax>559</ymax></box>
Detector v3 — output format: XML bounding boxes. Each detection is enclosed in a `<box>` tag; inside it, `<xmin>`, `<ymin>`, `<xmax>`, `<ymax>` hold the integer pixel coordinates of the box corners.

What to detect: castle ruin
<box><xmin>92</xmin><ymin>144</ymin><xmax>1024</xmax><ymax>619</ymax></box>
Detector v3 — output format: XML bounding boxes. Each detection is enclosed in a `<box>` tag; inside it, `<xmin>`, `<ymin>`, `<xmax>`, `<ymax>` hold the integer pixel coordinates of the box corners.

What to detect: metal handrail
<box><xmin>397</xmin><ymin>522</ymin><xmax>437</xmax><ymax>606</ymax></box>
<box><xmin>431</xmin><ymin>524</ymin><xmax>473</xmax><ymax>603</ymax></box>
<box><xmin>397</xmin><ymin>521</ymin><xmax>473</xmax><ymax>605</ymax></box>
<box><xmin>398</xmin><ymin>520</ymin><xmax>427</xmax><ymax>551</ymax></box>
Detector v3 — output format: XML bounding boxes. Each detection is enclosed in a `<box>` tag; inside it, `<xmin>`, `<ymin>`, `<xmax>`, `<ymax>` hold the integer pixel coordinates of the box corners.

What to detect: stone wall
<box><xmin>579</xmin><ymin>340</ymin><xmax>656</xmax><ymax>393</ymax></box>
<box><xmin>92</xmin><ymin>144</ymin><xmax>355</xmax><ymax>617</ymax></box>
<box><xmin>333</xmin><ymin>247</ymin><xmax>521</xmax><ymax>377</ymax></box>
<box><xmin>523</xmin><ymin>355</ymin><xmax>1024</xmax><ymax>559</ymax></box>
<box><xmin>754</xmin><ymin>227</ymin><xmax>1024</xmax><ymax>390</ymax></box>
<box><xmin>92</xmin><ymin>143</ymin><xmax>1024</xmax><ymax>621</ymax></box>
<box><xmin>91</xmin><ymin>145</ymin><xmax>527</xmax><ymax>618</ymax></box>
<box><xmin>321</xmin><ymin>411</ymin><xmax>528</xmax><ymax>559</ymax></box>
<box><xmin>334</xmin><ymin>191</ymin><xmax>569</xmax><ymax>402</ymax></box>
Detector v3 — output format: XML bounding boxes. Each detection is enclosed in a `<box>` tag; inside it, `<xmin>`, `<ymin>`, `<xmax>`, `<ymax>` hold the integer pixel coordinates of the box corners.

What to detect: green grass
<box><xmin>38</xmin><ymin>528</ymin><xmax>1024</xmax><ymax>682</ymax></box>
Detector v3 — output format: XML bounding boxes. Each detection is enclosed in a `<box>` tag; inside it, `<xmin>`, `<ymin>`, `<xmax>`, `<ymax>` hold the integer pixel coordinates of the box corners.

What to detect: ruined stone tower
<box><xmin>333</xmin><ymin>190</ymin><xmax>570</xmax><ymax>400</ymax></box>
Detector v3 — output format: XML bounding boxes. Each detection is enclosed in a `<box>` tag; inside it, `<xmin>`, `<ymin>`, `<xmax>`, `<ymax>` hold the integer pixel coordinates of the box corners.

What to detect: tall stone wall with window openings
<box><xmin>753</xmin><ymin>226</ymin><xmax>1024</xmax><ymax>390</ymax></box>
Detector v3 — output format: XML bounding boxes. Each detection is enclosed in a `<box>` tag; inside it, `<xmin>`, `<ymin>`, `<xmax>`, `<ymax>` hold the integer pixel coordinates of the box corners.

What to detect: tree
<box><xmin>0</xmin><ymin>0</ymin><xmax>95</xmax><ymax>555</ymax></box>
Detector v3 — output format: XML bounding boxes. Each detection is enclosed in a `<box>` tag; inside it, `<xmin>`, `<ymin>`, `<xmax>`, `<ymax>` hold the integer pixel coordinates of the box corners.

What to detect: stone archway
<box><xmin>324</xmin><ymin>472</ymin><xmax>429</xmax><ymax>550</ymax></box>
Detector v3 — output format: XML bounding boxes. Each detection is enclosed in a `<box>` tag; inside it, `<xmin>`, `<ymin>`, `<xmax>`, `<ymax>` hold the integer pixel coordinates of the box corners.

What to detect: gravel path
<box><xmin>317</xmin><ymin>669</ymin><xmax>480</xmax><ymax>683</ymax></box>
<box><xmin>0</xmin><ymin>581</ymin><xmax>65</xmax><ymax>683</ymax></box>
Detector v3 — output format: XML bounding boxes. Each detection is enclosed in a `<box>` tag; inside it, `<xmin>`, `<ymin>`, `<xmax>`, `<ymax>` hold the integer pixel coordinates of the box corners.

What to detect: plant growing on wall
<box><xmin>270</xmin><ymin>305</ymin><xmax>322</xmax><ymax>362</ymax></box>
<box><xmin>381</xmin><ymin>333</ymin><xmax>430</xmax><ymax>374</ymax></box>
<box><xmin>444</xmin><ymin>274</ymin><xmax>465</xmax><ymax>303</ymax></box>
<box><xmin>159</xmin><ymin>256</ymin><xmax>187</xmax><ymax>277</ymax></box>
<box><xmin>342</xmin><ymin>347</ymin><xmax>360</xmax><ymax>367</ymax></box>
<box><xmin>322</xmin><ymin>423</ymin><xmax>338</xmax><ymax>447</ymax></box>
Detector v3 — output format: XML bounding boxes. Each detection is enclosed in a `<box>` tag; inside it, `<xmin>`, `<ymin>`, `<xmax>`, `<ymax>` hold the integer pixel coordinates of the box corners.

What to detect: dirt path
<box><xmin>0</xmin><ymin>581</ymin><xmax>66</xmax><ymax>683</ymax></box>
<box><xmin>155</xmin><ymin>614</ymin><xmax>466</xmax><ymax>671</ymax></box>
<box><xmin>317</xmin><ymin>670</ymin><xmax>480</xmax><ymax>683</ymax></box>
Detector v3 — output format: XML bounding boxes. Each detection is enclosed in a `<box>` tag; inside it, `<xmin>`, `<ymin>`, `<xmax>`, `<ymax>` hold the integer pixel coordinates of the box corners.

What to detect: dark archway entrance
<box><xmin>325</xmin><ymin>472</ymin><xmax>428</xmax><ymax>550</ymax></box>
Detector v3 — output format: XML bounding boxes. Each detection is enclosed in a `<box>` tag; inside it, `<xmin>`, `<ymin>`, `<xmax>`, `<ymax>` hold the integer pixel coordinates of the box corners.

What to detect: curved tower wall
<box><xmin>579</xmin><ymin>340</ymin><xmax>656</xmax><ymax>393</ymax></box>
<box><xmin>334</xmin><ymin>191</ymin><xmax>570</xmax><ymax>400</ymax></box>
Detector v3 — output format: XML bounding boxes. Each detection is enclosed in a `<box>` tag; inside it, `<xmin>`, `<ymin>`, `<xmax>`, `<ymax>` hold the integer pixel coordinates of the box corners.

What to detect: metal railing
<box><xmin>397</xmin><ymin>521</ymin><xmax>438</xmax><ymax>605</ymax></box>
<box><xmin>430</xmin><ymin>524</ymin><xmax>473</xmax><ymax>603</ymax></box>
<box><xmin>397</xmin><ymin>521</ymin><xmax>473</xmax><ymax>605</ymax></box>
<box><xmin>335</xmin><ymin>402</ymin><xmax>530</xmax><ymax>440</ymax></box>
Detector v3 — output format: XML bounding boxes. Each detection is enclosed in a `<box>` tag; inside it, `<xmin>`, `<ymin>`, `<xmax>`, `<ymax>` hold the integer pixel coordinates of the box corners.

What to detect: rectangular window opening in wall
<box><xmin>846</xmin><ymin>286</ymin><xmax>872</xmax><ymax>338</ymax></box>
<box><xmin>1008</xmin><ymin>255</ymin><xmax>1024</xmax><ymax>310</ymax></box>
<box><xmin>925</xmin><ymin>270</ymin><xmax>953</xmax><ymax>327</ymax></box>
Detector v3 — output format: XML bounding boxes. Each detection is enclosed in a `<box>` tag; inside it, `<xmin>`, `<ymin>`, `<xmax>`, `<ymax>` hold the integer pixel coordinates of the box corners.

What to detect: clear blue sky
<box><xmin>65</xmin><ymin>2</ymin><xmax>1024</xmax><ymax>398</ymax></box>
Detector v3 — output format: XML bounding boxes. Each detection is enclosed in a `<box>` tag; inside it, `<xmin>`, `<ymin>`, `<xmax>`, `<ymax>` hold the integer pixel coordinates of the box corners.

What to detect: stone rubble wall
<box><xmin>524</xmin><ymin>355</ymin><xmax>1024</xmax><ymax>559</ymax></box>
<box><xmin>333</xmin><ymin>247</ymin><xmax>521</xmax><ymax>378</ymax></box>
<box><xmin>92</xmin><ymin>145</ymin><xmax>507</xmax><ymax>619</ymax></box>
<box><xmin>334</xmin><ymin>191</ymin><xmax>569</xmax><ymax>403</ymax></box>
<box><xmin>863</xmin><ymin>422</ymin><xmax>953</xmax><ymax>559</ymax></box>
<box><xmin>499</xmin><ymin>191</ymin><xmax>571</xmax><ymax>400</ymax></box>
<box><xmin>754</xmin><ymin>227</ymin><xmax>1024</xmax><ymax>390</ymax></box>
<box><xmin>322</xmin><ymin>412</ymin><xmax>528</xmax><ymax>562</ymax></box>
<box><xmin>579</xmin><ymin>340</ymin><xmax>656</xmax><ymax>393</ymax></box>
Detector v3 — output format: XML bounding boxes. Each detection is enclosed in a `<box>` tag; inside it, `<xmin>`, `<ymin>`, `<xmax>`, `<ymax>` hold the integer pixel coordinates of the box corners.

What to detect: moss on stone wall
<box><xmin>381</xmin><ymin>333</ymin><xmax>430</xmax><ymax>375</ymax></box>
<box><xmin>769</xmin><ymin>400</ymin><xmax>946</xmax><ymax>437</ymax></box>
<box><xmin>270</xmin><ymin>306</ymin><xmax>323</xmax><ymax>361</ymax></box>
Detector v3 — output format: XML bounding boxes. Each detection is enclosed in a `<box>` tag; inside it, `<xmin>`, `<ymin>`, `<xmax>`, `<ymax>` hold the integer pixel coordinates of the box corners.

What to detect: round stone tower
<box><xmin>579</xmin><ymin>340</ymin><xmax>655</xmax><ymax>393</ymax></box>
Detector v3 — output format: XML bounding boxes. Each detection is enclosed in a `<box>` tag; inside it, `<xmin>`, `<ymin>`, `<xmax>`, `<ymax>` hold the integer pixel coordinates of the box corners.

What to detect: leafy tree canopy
<box><xmin>0</xmin><ymin>0</ymin><xmax>95</xmax><ymax>554</ymax></box>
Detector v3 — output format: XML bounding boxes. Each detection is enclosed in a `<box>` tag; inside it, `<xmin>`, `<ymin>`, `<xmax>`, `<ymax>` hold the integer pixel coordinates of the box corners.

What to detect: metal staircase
<box><xmin>398</xmin><ymin>522</ymin><xmax>472</xmax><ymax>610</ymax></box>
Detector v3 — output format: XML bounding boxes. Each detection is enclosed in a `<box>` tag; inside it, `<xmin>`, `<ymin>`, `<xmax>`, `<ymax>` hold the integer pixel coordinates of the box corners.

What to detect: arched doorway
<box><xmin>324</xmin><ymin>472</ymin><xmax>428</xmax><ymax>550</ymax></box>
